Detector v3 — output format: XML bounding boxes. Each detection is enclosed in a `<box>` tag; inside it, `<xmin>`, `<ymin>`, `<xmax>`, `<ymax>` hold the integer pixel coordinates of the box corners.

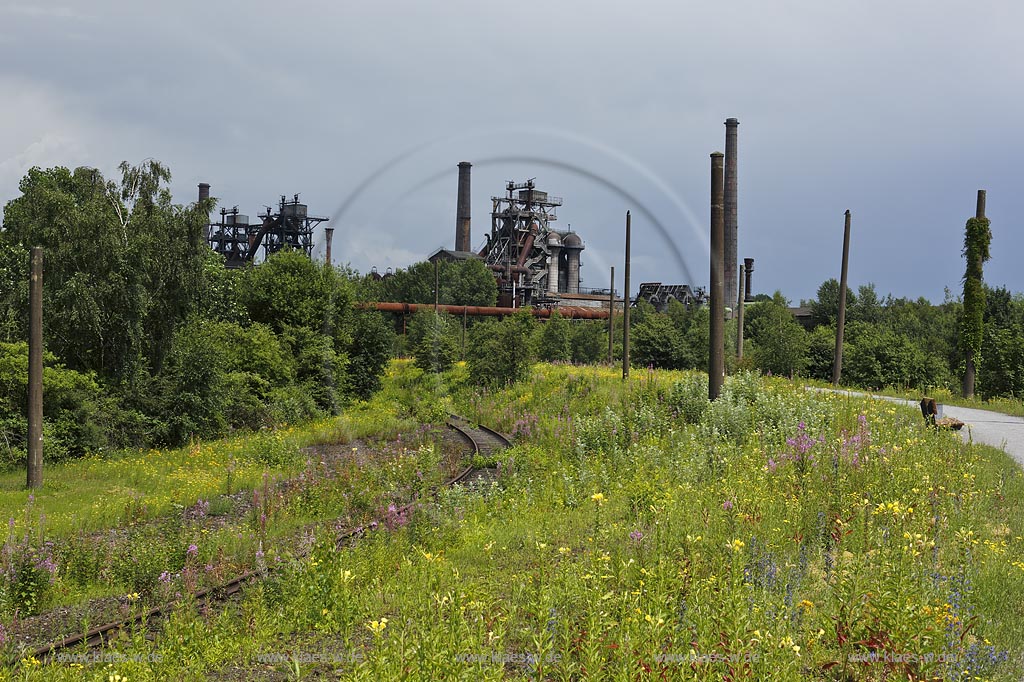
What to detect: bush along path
<box><xmin>821</xmin><ymin>388</ymin><xmax>1024</xmax><ymax>468</ymax></box>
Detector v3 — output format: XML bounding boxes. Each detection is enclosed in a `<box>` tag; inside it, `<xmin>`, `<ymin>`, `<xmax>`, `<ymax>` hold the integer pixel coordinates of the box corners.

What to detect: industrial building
<box><xmin>202</xmin><ymin>184</ymin><xmax>330</xmax><ymax>268</ymax></box>
<box><xmin>429</xmin><ymin>163</ymin><xmax>621</xmax><ymax>311</ymax></box>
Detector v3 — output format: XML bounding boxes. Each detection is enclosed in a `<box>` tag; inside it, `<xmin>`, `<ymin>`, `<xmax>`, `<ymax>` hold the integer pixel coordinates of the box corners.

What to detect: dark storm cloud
<box><xmin>2</xmin><ymin>0</ymin><xmax>1022</xmax><ymax>302</ymax></box>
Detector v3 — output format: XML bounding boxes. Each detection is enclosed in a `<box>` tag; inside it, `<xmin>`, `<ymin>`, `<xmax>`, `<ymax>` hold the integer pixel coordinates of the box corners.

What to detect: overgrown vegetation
<box><xmin>0</xmin><ymin>162</ymin><xmax>394</xmax><ymax>466</ymax></box>
<box><xmin>625</xmin><ymin>277</ymin><xmax>1024</xmax><ymax>404</ymax></box>
<box><xmin>12</xmin><ymin>362</ymin><xmax>1024</xmax><ymax>680</ymax></box>
<box><xmin>960</xmin><ymin>214</ymin><xmax>992</xmax><ymax>398</ymax></box>
<box><xmin>0</xmin><ymin>385</ymin><xmax>429</xmax><ymax>623</ymax></box>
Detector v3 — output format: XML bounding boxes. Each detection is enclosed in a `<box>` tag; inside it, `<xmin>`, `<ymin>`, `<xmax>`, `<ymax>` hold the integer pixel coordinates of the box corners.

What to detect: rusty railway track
<box><xmin>25</xmin><ymin>416</ymin><xmax>510</xmax><ymax>664</ymax></box>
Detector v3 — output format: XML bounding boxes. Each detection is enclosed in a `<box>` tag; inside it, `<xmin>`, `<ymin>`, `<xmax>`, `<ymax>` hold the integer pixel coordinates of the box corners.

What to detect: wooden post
<box><xmin>832</xmin><ymin>210</ymin><xmax>852</xmax><ymax>386</ymax></box>
<box><xmin>27</xmin><ymin>247</ymin><xmax>43</xmax><ymax>489</ymax></box>
<box><xmin>608</xmin><ymin>266</ymin><xmax>615</xmax><ymax>364</ymax></box>
<box><xmin>736</xmin><ymin>263</ymin><xmax>745</xmax><ymax>361</ymax></box>
<box><xmin>709</xmin><ymin>153</ymin><xmax>725</xmax><ymax>400</ymax></box>
<box><xmin>622</xmin><ymin>212</ymin><xmax>631</xmax><ymax>380</ymax></box>
<box><xmin>434</xmin><ymin>261</ymin><xmax>439</xmax><ymax>314</ymax></box>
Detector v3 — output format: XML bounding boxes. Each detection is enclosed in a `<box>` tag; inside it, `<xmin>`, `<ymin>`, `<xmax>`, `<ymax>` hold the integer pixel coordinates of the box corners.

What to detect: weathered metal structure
<box><xmin>455</xmin><ymin>162</ymin><xmax>472</xmax><ymax>253</ymax></box>
<box><xmin>709</xmin><ymin>151</ymin><xmax>725</xmax><ymax>400</ymax></box>
<box><xmin>743</xmin><ymin>257</ymin><xmax>754</xmax><ymax>303</ymax></box>
<box><xmin>207</xmin><ymin>206</ymin><xmax>252</xmax><ymax>268</ymax></box>
<box><xmin>203</xmin><ymin>184</ymin><xmax>329</xmax><ymax>268</ymax></box>
<box><xmin>724</xmin><ymin>118</ymin><xmax>739</xmax><ymax>311</ymax></box>
<box><xmin>635</xmin><ymin>283</ymin><xmax>707</xmax><ymax>312</ymax></box>
<box><xmin>252</xmin><ymin>194</ymin><xmax>328</xmax><ymax>262</ymax></box>
<box><xmin>482</xmin><ymin>179</ymin><xmax>584</xmax><ymax>307</ymax></box>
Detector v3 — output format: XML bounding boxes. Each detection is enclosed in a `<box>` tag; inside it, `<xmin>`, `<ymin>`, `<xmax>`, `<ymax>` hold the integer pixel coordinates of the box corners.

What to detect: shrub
<box><xmin>467</xmin><ymin>311</ymin><xmax>535</xmax><ymax>387</ymax></box>
<box><xmin>408</xmin><ymin>311</ymin><xmax>460</xmax><ymax>373</ymax></box>
<box><xmin>0</xmin><ymin>342</ymin><xmax>110</xmax><ymax>465</ymax></box>
<box><xmin>667</xmin><ymin>373</ymin><xmax>709</xmax><ymax>423</ymax></box>
<box><xmin>571</xmin><ymin>321</ymin><xmax>607</xmax><ymax>364</ymax></box>
<box><xmin>536</xmin><ymin>311</ymin><xmax>572</xmax><ymax>363</ymax></box>
<box><xmin>345</xmin><ymin>311</ymin><xmax>394</xmax><ymax>399</ymax></box>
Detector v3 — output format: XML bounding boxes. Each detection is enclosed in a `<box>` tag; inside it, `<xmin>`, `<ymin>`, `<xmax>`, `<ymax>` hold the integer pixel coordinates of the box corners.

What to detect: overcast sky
<box><xmin>2</xmin><ymin>0</ymin><xmax>1021</xmax><ymax>304</ymax></box>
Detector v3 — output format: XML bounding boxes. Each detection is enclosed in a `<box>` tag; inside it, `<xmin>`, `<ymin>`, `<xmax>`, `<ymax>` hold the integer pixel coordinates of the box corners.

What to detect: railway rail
<box><xmin>24</xmin><ymin>416</ymin><xmax>510</xmax><ymax>664</ymax></box>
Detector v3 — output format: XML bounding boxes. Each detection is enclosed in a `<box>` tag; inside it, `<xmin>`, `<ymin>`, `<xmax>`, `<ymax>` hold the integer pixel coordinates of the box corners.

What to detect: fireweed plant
<box><xmin>0</xmin><ymin>387</ymin><xmax>444</xmax><ymax>629</ymax></box>
<box><xmin>7</xmin><ymin>361</ymin><xmax>1024</xmax><ymax>681</ymax></box>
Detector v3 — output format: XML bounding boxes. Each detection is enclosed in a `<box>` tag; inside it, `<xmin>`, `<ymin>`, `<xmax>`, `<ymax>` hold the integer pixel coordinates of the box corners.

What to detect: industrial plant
<box><xmin>200</xmin><ymin>117</ymin><xmax>751</xmax><ymax>318</ymax></box>
<box><xmin>203</xmin><ymin>186</ymin><xmax>330</xmax><ymax>268</ymax></box>
<box><xmin>430</xmin><ymin>163</ymin><xmax>603</xmax><ymax>309</ymax></box>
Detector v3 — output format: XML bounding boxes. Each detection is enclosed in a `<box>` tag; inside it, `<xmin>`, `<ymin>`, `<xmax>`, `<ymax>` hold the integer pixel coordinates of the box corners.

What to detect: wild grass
<box><xmin>803</xmin><ymin>378</ymin><xmax>1024</xmax><ymax>419</ymax></box>
<box><xmin>0</xmin><ymin>392</ymin><xmax>429</xmax><ymax>627</ymax></box>
<box><xmin>9</xmin><ymin>361</ymin><xmax>1024</xmax><ymax>680</ymax></box>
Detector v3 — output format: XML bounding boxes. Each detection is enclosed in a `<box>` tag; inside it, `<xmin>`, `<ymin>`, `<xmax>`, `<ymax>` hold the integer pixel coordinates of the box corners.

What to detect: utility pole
<box><xmin>736</xmin><ymin>263</ymin><xmax>746</xmax><ymax>361</ymax></box>
<box><xmin>832</xmin><ymin>210</ymin><xmax>852</xmax><ymax>386</ymax></box>
<box><xmin>434</xmin><ymin>261</ymin><xmax>439</xmax><ymax>314</ymax></box>
<box><xmin>608</xmin><ymin>266</ymin><xmax>615</xmax><ymax>364</ymax></box>
<box><xmin>27</xmin><ymin>247</ymin><xmax>43</xmax><ymax>489</ymax></box>
<box><xmin>622</xmin><ymin>212</ymin><xmax>631</xmax><ymax>380</ymax></box>
<box><xmin>709</xmin><ymin>153</ymin><xmax>725</xmax><ymax>400</ymax></box>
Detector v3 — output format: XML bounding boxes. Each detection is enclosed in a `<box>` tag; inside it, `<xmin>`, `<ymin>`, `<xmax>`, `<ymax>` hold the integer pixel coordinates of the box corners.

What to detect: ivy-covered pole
<box><xmin>960</xmin><ymin>190</ymin><xmax>991</xmax><ymax>399</ymax></box>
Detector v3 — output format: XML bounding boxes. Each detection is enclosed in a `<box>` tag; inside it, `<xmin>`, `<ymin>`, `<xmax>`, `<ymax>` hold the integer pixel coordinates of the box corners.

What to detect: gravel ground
<box><xmin>822</xmin><ymin>388</ymin><xmax>1024</xmax><ymax>468</ymax></box>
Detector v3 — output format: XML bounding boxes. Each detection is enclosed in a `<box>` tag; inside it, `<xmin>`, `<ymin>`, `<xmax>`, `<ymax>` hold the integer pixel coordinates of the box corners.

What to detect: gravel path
<box><xmin>823</xmin><ymin>388</ymin><xmax>1024</xmax><ymax>469</ymax></box>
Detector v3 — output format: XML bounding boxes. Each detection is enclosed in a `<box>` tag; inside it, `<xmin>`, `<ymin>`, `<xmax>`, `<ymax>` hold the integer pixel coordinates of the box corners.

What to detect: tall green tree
<box><xmin>1</xmin><ymin>162</ymin><xmax>210</xmax><ymax>381</ymax></box>
<box><xmin>238</xmin><ymin>249</ymin><xmax>353</xmax><ymax>412</ymax></box>
<box><xmin>960</xmin><ymin>212</ymin><xmax>991</xmax><ymax>398</ymax></box>
<box><xmin>809</xmin><ymin>278</ymin><xmax>856</xmax><ymax>327</ymax></box>
<box><xmin>745</xmin><ymin>292</ymin><xmax>808</xmax><ymax>377</ymax></box>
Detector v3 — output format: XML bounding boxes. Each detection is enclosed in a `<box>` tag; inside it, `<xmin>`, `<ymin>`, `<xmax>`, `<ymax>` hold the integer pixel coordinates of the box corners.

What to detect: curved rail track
<box><xmin>25</xmin><ymin>416</ymin><xmax>510</xmax><ymax>664</ymax></box>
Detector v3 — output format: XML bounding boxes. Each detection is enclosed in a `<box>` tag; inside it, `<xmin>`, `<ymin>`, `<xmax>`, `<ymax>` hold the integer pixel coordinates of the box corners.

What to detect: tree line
<box><xmin>2</xmin><ymin>161</ymin><xmax>1019</xmax><ymax>469</ymax></box>
<box><xmin>626</xmin><ymin>278</ymin><xmax>1024</xmax><ymax>399</ymax></box>
<box><xmin>0</xmin><ymin>162</ymin><xmax>393</xmax><ymax>467</ymax></box>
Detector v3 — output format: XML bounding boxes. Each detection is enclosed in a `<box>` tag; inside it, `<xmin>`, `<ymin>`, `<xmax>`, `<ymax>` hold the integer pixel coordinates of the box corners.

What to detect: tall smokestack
<box><xmin>724</xmin><ymin>118</ymin><xmax>739</xmax><ymax>314</ymax></box>
<box><xmin>325</xmin><ymin>227</ymin><xmax>335</xmax><ymax>267</ymax></box>
<box><xmin>198</xmin><ymin>183</ymin><xmax>211</xmax><ymax>242</ymax></box>
<box><xmin>743</xmin><ymin>257</ymin><xmax>754</xmax><ymax>302</ymax></box>
<box><xmin>455</xmin><ymin>162</ymin><xmax>472</xmax><ymax>252</ymax></box>
<box><xmin>709</xmin><ymin>152</ymin><xmax>725</xmax><ymax>401</ymax></box>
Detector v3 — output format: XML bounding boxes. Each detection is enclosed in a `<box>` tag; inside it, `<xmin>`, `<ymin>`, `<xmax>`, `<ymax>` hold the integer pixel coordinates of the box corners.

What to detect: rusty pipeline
<box><xmin>361</xmin><ymin>301</ymin><xmax>610</xmax><ymax>320</ymax></box>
